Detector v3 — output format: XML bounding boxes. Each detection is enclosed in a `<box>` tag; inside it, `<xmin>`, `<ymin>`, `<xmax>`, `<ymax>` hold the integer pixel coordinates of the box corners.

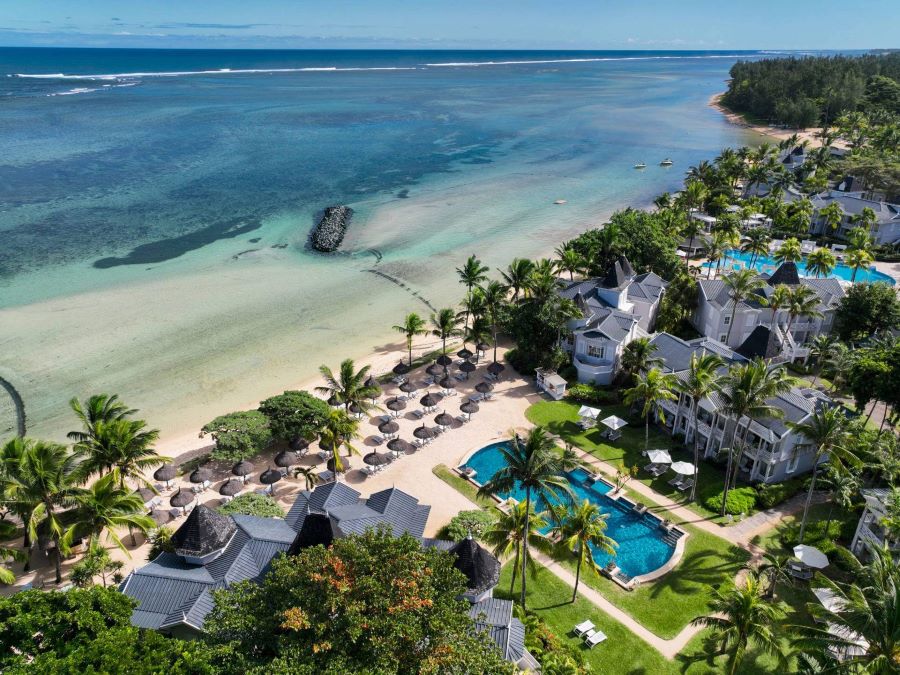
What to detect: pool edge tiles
<box><xmin>459</xmin><ymin>441</ymin><xmax>685</xmax><ymax>581</ymax></box>
<box><xmin>703</xmin><ymin>249</ymin><xmax>896</xmax><ymax>285</ymax></box>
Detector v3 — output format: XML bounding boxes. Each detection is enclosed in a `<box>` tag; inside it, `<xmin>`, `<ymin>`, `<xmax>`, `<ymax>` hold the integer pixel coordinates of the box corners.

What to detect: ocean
<box><xmin>0</xmin><ymin>48</ymin><xmax>761</xmax><ymax>441</ymax></box>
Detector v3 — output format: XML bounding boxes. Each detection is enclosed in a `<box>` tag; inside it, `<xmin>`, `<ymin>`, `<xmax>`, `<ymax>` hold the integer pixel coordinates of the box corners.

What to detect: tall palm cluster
<box><xmin>0</xmin><ymin>394</ymin><xmax>164</xmax><ymax>584</ymax></box>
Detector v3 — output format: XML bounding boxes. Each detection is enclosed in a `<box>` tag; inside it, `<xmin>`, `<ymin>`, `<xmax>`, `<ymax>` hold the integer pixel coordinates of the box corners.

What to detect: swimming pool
<box><xmin>463</xmin><ymin>441</ymin><xmax>678</xmax><ymax>579</ymax></box>
<box><xmin>703</xmin><ymin>250</ymin><xmax>895</xmax><ymax>285</ymax></box>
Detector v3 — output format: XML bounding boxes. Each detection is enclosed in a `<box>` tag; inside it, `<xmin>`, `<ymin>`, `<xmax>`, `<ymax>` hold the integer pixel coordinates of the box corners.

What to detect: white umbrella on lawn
<box><xmin>600</xmin><ymin>415</ymin><xmax>628</xmax><ymax>431</ymax></box>
<box><xmin>670</xmin><ymin>461</ymin><xmax>696</xmax><ymax>475</ymax></box>
<box><xmin>577</xmin><ymin>405</ymin><xmax>602</xmax><ymax>421</ymax></box>
<box><xmin>794</xmin><ymin>545</ymin><xmax>829</xmax><ymax>569</ymax></box>
<box><xmin>647</xmin><ymin>449</ymin><xmax>673</xmax><ymax>465</ymax></box>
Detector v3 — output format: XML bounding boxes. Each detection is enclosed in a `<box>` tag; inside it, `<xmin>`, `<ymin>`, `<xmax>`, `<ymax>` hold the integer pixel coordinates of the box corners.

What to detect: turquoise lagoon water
<box><xmin>464</xmin><ymin>441</ymin><xmax>676</xmax><ymax>578</ymax></box>
<box><xmin>704</xmin><ymin>250</ymin><xmax>895</xmax><ymax>285</ymax></box>
<box><xmin>0</xmin><ymin>48</ymin><xmax>763</xmax><ymax>440</ymax></box>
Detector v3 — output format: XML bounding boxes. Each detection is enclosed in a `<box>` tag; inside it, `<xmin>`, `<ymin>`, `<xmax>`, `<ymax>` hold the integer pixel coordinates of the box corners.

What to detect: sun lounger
<box><xmin>788</xmin><ymin>561</ymin><xmax>814</xmax><ymax>580</ymax></box>
<box><xmin>677</xmin><ymin>479</ymin><xmax>694</xmax><ymax>493</ymax></box>
<box><xmin>411</xmin><ymin>409</ymin><xmax>424</xmax><ymax>419</ymax></box>
<box><xmin>607</xmin><ymin>430</ymin><xmax>622</xmax><ymax>441</ymax></box>
<box><xmin>584</xmin><ymin>630</ymin><xmax>607</xmax><ymax>648</ymax></box>
<box><xmin>456</xmin><ymin>415</ymin><xmax>469</xmax><ymax>425</ymax></box>
<box><xmin>454</xmin><ymin>373</ymin><xmax>467</xmax><ymax>382</ymax></box>
<box><xmin>573</xmin><ymin>620</ymin><xmax>595</xmax><ymax>637</ymax></box>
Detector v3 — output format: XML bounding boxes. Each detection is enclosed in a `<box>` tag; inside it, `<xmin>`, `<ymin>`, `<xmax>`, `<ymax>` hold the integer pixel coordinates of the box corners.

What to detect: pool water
<box><xmin>702</xmin><ymin>250</ymin><xmax>895</xmax><ymax>285</ymax></box>
<box><xmin>464</xmin><ymin>441</ymin><xmax>676</xmax><ymax>578</ymax></box>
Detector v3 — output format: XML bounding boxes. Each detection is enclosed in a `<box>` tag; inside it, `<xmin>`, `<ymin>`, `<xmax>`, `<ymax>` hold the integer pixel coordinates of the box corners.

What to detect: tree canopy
<box><xmin>833</xmin><ymin>282</ymin><xmax>900</xmax><ymax>343</ymax></box>
<box><xmin>218</xmin><ymin>493</ymin><xmax>285</xmax><ymax>518</ymax></box>
<box><xmin>258</xmin><ymin>390</ymin><xmax>330</xmax><ymax>446</ymax></box>
<box><xmin>201</xmin><ymin>410</ymin><xmax>272</xmax><ymax>462</ymax></box>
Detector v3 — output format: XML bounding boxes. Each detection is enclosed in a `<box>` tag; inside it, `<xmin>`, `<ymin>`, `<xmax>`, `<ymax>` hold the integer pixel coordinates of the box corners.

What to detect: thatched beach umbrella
<box><xmin>460</xmin><ymin>400</ymin><xmax>480</xmax><ymax>416</ymax></box>
<box><xmin>219</xmin><ymin>479</ymin><xmax>243</xmax><ymax>497</ymax></box>
<box><xmin>386</xmin><ymin>397</ymin><xmax>407</xmax><ymax>413</ymax></box>
<box><xmin>475</xmin><ymin>381</ymin><xmax>495</xmax><ymax>394</ymax></box>
<box><xmin>190</xmin><ymin>467</ymin><xmax>212</xmax><ymax>484</ymax></box>
<box><xmin>436</xmin><ymin>354</ymin><xmax>453</xmax><ymax>367</ymax></box>
<box><xmin>260</xmin><ymin>467</ymin><xmax>282</xmax><ymax>494</ymax></box>
<box><xmin>426</xmin><ymin>362</ymin><xmax>444</xmax><ymax>377</ymax></box>
<box><xmin>290</xmin><ymin>437</ymin><xmax>311</xmax><ymax>453</ymax></box>
<box><xmin>435</xmin><ymin>412</ymin><xmax>455</xmax><ymax>428</ymax></box>
<box><xmin>459</xmin><ymin>361</ymin><xmax>476</xmax><ymax>377</ymax></box>
<box><xmin>348</xmin><ymin>402</ymin><xmax>364</xmax><ymax>417</ymax></box>
<box><xmin>154</xmin><ymin>464</ymin><xmax>177</xmax><ymax>488</ymax></box>
<box><xmin>378</xmin><ymin>420</ymin><xmax>400</xmax><ymax>435</ymax></box>
<box><xmin>387</xmin><ymin>438</ymin><xmax>412</xmax><ymax>454</ymax></box>
<box><xmin>392</xmin><ymin>361</ymin><xmax>411</xmax><ymax>376</ymax></box>
<box><xmin>413</xmin><ymin>424</ymin><xmax>436</xmax><ymax>440</ymax></box>
<box><xmin>438</xmin><ymin>375</ymin><xmax>456</xmax><ymax>391</ymax></box>
<box><xmin>457</xmin><ymin>347</ymin><xmax>473</xmax><ymax>360</ymax></box>
<box><xmin>363</xmin><ymin>451</ymin><xmax>392</xmax><ymax>467</ymax></box>
<box><xmin>326</xmin><ymin>457</ymin><xmax>349</xmax><ymax>474</ymax></box>
<box><xmin>364</xmin><ymin>375</ymin><xmax>382</xmax><ymax>401</ymax></box>
<box><xmin>487</xmin><ymin>361</ymin><xmax>505</xmax><ymax>376</ymax></box>
<box><xmin>327</xmin><ymin>394</ymin><xmax>341</xmax><ymax>408</ymax></box>
<box><xmin>420</xmin><ymin>393</ymin><xmax>442</xmax><ymax>409</ymax></box>
<box><xmin>275</xmin><ymin>450</ymin><xmax>300</xmax><ymax>469</ymax></box>
<box><xmin>232</xmin><ymin>460</ymin><xmax>255</xmax><ymax>483</ymax></box>
<box><xmin>399</xmin><ymin>381</ymin><xmax>418</xmax><ymax>394</ymax></box>
<box><xmin>477</xmin><ymin>341</ymin><xmax>491</xmax><ymax>354</ymax></box>
<box><xmin>170</xmin><ymin>489</ymin><xmax>194</xmax><ymax>508</ymax></box>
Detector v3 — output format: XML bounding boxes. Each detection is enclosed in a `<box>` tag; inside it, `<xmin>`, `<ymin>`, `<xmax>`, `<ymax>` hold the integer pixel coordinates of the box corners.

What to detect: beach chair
<box><xmin>584</xmin><ymin>630</ymin><xmax>608</xmax><ymax>648</ymax></box>
<box><xmin>454</xmin><ymin>373</ymin><xmax>466</xmax><ymax>382</ymax></box>
<box><xmin>411</xmin><ymin>409</ymin><xmax>424</xmax><ymax>419</ymax></box>
<box><xmin>456</xmin><ymin>415</ymin><xmax>469</xmax><ymax>425</ymax></box>
<box><xmin>788</xmin><ymin>561</ymin><xmax>813</xmax><ymax>580</ymax></box>
<box><xmin>678</xmin><ymin>479</ymin><xmax>695</xmax><ymax>493</ymax></box>
<box><xmin>608</xmin><ymin>430</ymin><xmax>622</xmax><ymax>441</ymax></box>
<box><xmin>573</xmin><ymin>620</ymin><xmax>595</xmax><ymax>637</ymax></box>
<box><xmin>642</xmin><ymin>462</ymin><xmax>658</xmax><ymax>474</ymax></box>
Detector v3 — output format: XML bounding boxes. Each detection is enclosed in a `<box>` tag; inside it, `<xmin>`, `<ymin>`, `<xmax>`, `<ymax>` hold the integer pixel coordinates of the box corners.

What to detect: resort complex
<box><xmin>1</xmin><ymin>49</ymin><xmax>899</xmax><ymax>675</ymax></box>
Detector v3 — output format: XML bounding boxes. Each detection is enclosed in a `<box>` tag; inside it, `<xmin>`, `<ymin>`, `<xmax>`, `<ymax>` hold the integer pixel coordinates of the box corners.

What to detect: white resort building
<box><xmin>558</xmin><ymin>256</ymin><xmax>668</xmax><ymax>384</ymax></box>
<box><xmin>850</xmin><ymin>488</ymin><xmax>892</xmax><ymax>559</ymax></box>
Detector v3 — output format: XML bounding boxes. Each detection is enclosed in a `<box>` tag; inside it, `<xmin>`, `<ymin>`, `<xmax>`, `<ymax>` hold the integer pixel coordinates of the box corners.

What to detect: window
<box><xmin>587</xmin><ymin>345</ymin><xmax>606</xmax><ymax>359</ymax></box>
<box><xmin>723</xmin><ymin>315</ymin><xmax>731</xmax><ymax>326</ymax></box>
<box><xmin>719</xmin><ymin>334</ymin><xmax>727</xmax><ymax>343</ymax></box>
<box><xmin>786</xmin><ymin>452</ymin><xmax>799</xmax><ymax>474</ymax></box>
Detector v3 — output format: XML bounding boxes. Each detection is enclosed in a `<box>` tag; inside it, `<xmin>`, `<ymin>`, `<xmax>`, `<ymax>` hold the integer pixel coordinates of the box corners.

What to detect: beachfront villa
<box><xmin>803</xmin><ymin>189</ymin><xmax>900</xmax><ymax>245</ymax></box>
<box><xmin>693</xmin><ymin>261</ymin><xmax>845</xmax><ymax>359</ymax></box>
<box><xmin>121</xmin><ymin>483</ymin><xmax>536</xmax><ymax>669</ymax></box>
<box><xmin>649</xmin><ymin>332</ymin><xmax>836</xmax><ymax>484</ymax></box>
<box><xmin>850</xmin><ymin>488</ymin><xmax>893</xmax><ymax>559</ymax></box>
<box><xmin>558</xmin><ymin>256</ymin><xmax>668</xmax><ymax>384</ymax></box>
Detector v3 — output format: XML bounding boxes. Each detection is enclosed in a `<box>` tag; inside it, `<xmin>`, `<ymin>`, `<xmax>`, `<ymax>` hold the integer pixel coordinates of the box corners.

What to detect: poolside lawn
<box><xmin>526</xmin><ymin>400</ymin><xmax>740</xmax><ymax>521</ymax></box>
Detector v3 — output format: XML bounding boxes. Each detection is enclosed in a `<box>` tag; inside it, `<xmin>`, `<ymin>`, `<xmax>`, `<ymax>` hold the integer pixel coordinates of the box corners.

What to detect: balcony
<box><xmin>659</xmin><ymin>399</ymin><xmax>678</xmax><ymax>416</ymax></box>
<box><xmin>573</xmin><ymin>356</ymin><xmax>615</xmax><ymax>384</ymax></box>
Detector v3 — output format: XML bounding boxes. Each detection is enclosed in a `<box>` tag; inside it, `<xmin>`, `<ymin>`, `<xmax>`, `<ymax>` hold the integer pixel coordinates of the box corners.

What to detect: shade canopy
<box><xmin>386</xmin><ymin>397</ymin><xmax>407</xmax><ymax>411</ymax></box>
<box><xmin>487</xmin><ymin>361</ymin><xmax>505</xmax><ymax>375</ymax></box>
<box><xmin>232</xmin><ymin>460</ymin><xmax>255</xmax><ymax>477</ymax></box>
<box><xmin>475</xmin><ymin>381</ymin><xmax>495</xmax><ymax>393</ymax></box>
<box><xmin>794</xmin><ymin>545</ymin><xmax>829</xmax><ymax>569</ymax></box>
<box><xmin>435</xmin><ymin>412</ymin><xmax>455</xmax><ymax>427</ymax></box>
<box><xmin>392</xmin><ymin>361</ymin><xmax>411</xmax><ymax>375</ymax></box>
<box><xmin>577</xmin><ymin>405</ymin><xmax>602</xmax><ymax>420</ymax></box>
<box><xmin>426</xmin><ymin>363</ymin><xmax>444</xmax><ymax>377</ymax></box>
<box><xmin>260</xmin><ymin>468</ymin><xmax>283</xmax><ymax>485</ymax></box>
<box><xmin>477</xmin><ymin>342</ymin><xmax>491</xmax><ymax>352</ymax></box>
<box><xmin>154</xmin><ymin>464</ymin><xmax>177</xmax><ymax>481</ymax></box>
<box><xmin>327</xmin><ymin>395</ymin><xmax>341</xmax><ymax>407</ymax></box>
<box><xmin>812</xmin><ymin>587</ymin><xmax>846</xmax><ymax>613</ymax></box>
<box><xmin>413</xmin><ymin>425</ymin><xmax>436</xmax><ymax>439</ymax></box>
<box><xmin>601</xmin><ymin>415</ymin><xmax>628</xmax><ymax>431</ymax></box>
<box><xmin>190</xmin><ymin>467</ymin><xmax>212</xmax><ymax>483</ymax></box>
<box><xmin>363</xmin><ymin>451</ymin><xmax>392</xmax><ymax>467</ymax></box>
<box><xmin>670</xmin><ymin>461</ymin><xmax>696</xmax><ymax>475</ymax></box>
<box><xmin>399</xmin><ymin>381</ymin><xmax>418</xmax><ymax>393</ymax></box>
<box><xmin>387</xmin><ymin>438</ymin><xmax>413</xmax><ymax>453</ymax></box>
<box><xmin>348</xmin><ymin>402</ymin><xmax>363</xmax><ymax>415</ymax></box>
<box><xmin>219</xmin><ymin>479</ymin><xmax>243</xmax><ymax>496</ymax></box>
<box><xmin>420</xmin><ymin>393</ymin><xmax>442</xmax><ymax>407</ymax></box>
<box><xmin>378</xmin><ymin>420</ymin><xmax>400</xmax><ymax>434</ymax></box>
<box><xmin>646</xmin><ymin>449</ymin><xmax>672</xmax><ymax>465</ymax></box>
<box><xmin>289</xmin><ymin>437</ymin><xmax>311</xmax><ymax>451</ymax></box>
<box><xmin>274</xmin><ymin>450</ymin><xmax>300</xmax><ymax>467</ymax></box>
<box><xmin>436</xmin><ymin>354</ymin><xmax>453</xmax><ymax>367</ymax></box>
<box><xmin>460</xmin><ymin>401</ymin><xmax>480</xmax><ymax>414</ymax></box>
<box><xmin>170</xmin><ymin>489</ymin><xmax>195</xmax><ymax>507</ymax></box>
<box><xmin>326</xmin><ymin>457</ymin><xmax>348</xmax><ymax>473</ymax></box>
<box><xmin>459</xmin><ymin>361</ymin><xmax>477</xmax><ymax>373</ymax></box>
<box><xmin>438</xmin><ymin>376</ymin><xmax>456</xmax><ymax>389</ymax></box>
<box><xmin>364</xmin><ymin>376</ymin><xmax>381</xmax><ymax>395</ymax></box>
<box><xmin>457</xmin><ymin>347</ymin><xmax>473</xmax><ymax>359</ymax></box>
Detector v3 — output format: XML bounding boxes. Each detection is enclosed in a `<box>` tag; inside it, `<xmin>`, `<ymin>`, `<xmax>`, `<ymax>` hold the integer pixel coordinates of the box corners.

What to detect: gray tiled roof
<box><xmin>628</xmin><ymin>272</ymin><xmax>668</xmax><ymax>302</ymax></box>
<box><xmin>582</xmin><ymin>308</ymin><xmax>636</xmax><ymax>343</ymax></box>
<box><xmin>469</xmin><ymin>598</ymin><xmax>531</xmax><ymax>663</ymax></box>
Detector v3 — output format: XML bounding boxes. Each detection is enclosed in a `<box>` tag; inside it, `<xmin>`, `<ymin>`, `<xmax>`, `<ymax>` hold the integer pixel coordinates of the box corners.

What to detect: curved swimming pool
<box><xmin>703</xmin><ymin>250</ymin><xmax>895</xmax><ymax>285</ymax></box>
<box><xmin>463</xmin><ymin>441</ymin><xmax>678</xmax><ymax>580</ymax></box>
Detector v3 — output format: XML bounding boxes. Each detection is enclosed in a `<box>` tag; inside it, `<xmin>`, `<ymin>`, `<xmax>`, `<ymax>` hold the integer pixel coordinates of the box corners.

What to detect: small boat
<box><xmin>633</xmin><ymin>162</ymin><xmax>646</xmax><ymax>169</ymax></box>
<box><xmin>659</xmin><ymin>158</ymin><xmax>674</xmax><ymax>166</ymax></box>
<box><xmin>553</xmin><ymin>199</ymin><xmax>567</xmax><ymax>205</ymax></box>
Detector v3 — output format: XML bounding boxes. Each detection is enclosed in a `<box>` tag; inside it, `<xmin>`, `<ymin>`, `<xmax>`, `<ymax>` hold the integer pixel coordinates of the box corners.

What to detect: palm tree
<box><xmin>76</xmin><ymin>418</ymin><xmax>165</xmax><ymax>490</ymax></box>
<box><xmin>740</xmin><ymin>228</ymin><xmax>771</xmax><ymax>269</ymax></box>
<box><xmin>68</xmin><ymin>393</ymin><xmax>136</xmax><ymax>446</ymax></box>
<box><xmin>773</xmin><ymin>238</ymin><xmax>803</xmax><ymax>264</ymax></box>
<box><xmin>805</xmin><ymin>248</ymin><xmax>836</xmax><ymax>279</ymax></box>
<box><xmin>788</xmin><ymin>408</ymin><xmax>858</xmax><ymax>543</ymax></box>
<box><xmin>757</xmin><ymin>552</ymin><xmax>792</xmax><ymax>599</ymax></box>
<box><xmin>430</xmin><ymin>308</ymin><xmax>460</xmax><ymax>360</ymax></box>
<box><xmin>456</xmin><ymin>255</ymin><xmax>489</xmax><ymax>336</ymax></box>
<box><xmin>818</xmin><ymin>201</ymin><xmax>844</xmax><ymax>233</ymax></box>
<box><xmin>1</xmin><ymin>438</ymin><xmax>39</xmax><ymax>562</ymax></box>
<box><xmin>705</xmin><ymin>233</ymin><xmax>727</xmax><ymax>279</ymax></box>
<box><xmin>392</xmin><ymin>313</ymin><xmax>427</xmax><ymax>367</ymax></box>
<box><xmin>793</xmin><ymin>545</ymin><xmax>899</xmax><ymax>671</ymax></box>
<box><xmin>550</xmin><ymin>500</ymin><xmax>617</xmax><ymax>602</ymax></box>
<box><xmin>64</xmin><ymin>470</ymin><xmax>155</xmax><ymax>553</ymax></box>
<box><xmin>0</xmin><ymin>522</ymin><xmax>24</xmax><ymax>584</ymax></box>
<box><xmin>624</xmin><ymin>368</ymin><xmax>677</xmax><ymax>453</ymax></box>
<box><xmin>653</xmin><ymin>192</ymin><xmax>673</xmax><ymax>211</ymax></box>
<box><xmin>845</xmin><ymin>247</ymin><xmax>874</xmax><ymax>283</ymax></box>
<box><xmin>482</xmin><ymin>502</ymin><xmax>548</xmax><ymax>596</ymax></box>
<box><xmin>785</xmin><ymin>285</ymin><xmax>823</xmax><ymax>338</ymax></box>
<box><xmin>13</xmin><ymin>441</ymin><xmax>83</xmax><ymax>583</ymax></box>
<box><xmin>619</xmin><ymin>337</ymin><xmax>662</xmax><ymax>385</ymax></box>
<box><xmin>319</xmin><ymin>409</ymin><xmax>361</xmax><ymax>478</ymax></box>
<box><xmin>477</xmin><ymin>427</ymin><xmax>574</xmax><ymax>608</ymax></box>
<box><xmin>807</xmin><ymin>336</ymin><xmax>835</xmax><ymax>386</ymax></box>
<box><xmin>317</xmin><ymin>359</ymin><xmax>380</xmax><ymax>416</ymax></box>
<box><xmin>501</xmin><ymin>258</ymin><xmax>535</xmax><ymax>302</ymax></box>
<box><xmin>851</xmin><ymin>206</ymin><xmax>878</xmax><ymax>236</ymax></box>
<box><xmin>722</xmin><ymin>270</ymin><xmax>765</xmax><ymax>344</ymax></box>
<box><xmin>718</xmin><ymin>360</ymin><xmax>793</xmax><ymax>515</ymax></box>
<box><xmin>292</xmin><ymin>465</ymin><xmax>319</xmax><ymax>490</ymax></box>
<box><xmin>762</xmin><ymin>284</ymin><xmax>792</xmax><ymax>330</ymax></box>
<box><xmin>555</xmin><ymin>246</ymin><xmax>584</xmax><ymax>281</ymax></box>
<box><xmin>482</xmin><ymin>280</ymin><xmax>508</xmax><ymax>364</ymax></box>
<box><xmin>675</xmin><ymin>353</ymin><xmax>724</xmax><ymax>501</ymax></box>
<box><xmin>691</xmin><ymin>571</ymin><xmax>786</xmax><ymax>675</ymax></box>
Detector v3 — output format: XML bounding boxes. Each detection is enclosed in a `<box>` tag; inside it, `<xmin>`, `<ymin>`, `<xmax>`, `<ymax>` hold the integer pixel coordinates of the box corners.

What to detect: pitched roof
<box><xmin>450</xmin><ymin>536</ymin><xmax>501</xmax><ymax>595</ymax></box>
<box><xmin>736</xmin><ymin>325</ymin><xmax>783</xmax><ymax>360</ymax></box>
<box><xmin>469</xmin><ymin>598</ymin><xmax>530</xmax><ymax>663</ymax></box>
<box><xmin>170</xmin><ymin>506</ymin><xmax>237</xmax><ymax>558</ymax></box>
<box><xmin>766</xmin><ymin>262</ymin><xmax>801</xmax><ymax>286</ymax></box>
<box><xmin>628</xmin><ymin>271</ymin><xmax>668</xmax><ymax>303</ymax></box>
<box><xmin>601</xmin><ymin>257</ymin><xmax>635</xmax><ymax>289</ymax></box>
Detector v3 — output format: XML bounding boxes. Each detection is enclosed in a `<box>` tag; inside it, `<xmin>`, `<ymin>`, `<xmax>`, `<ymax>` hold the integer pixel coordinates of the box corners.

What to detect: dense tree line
<box><xmin>722</xmin><ymin>53</ymin><xmax>900</xmax><ymax>127</ymax></box>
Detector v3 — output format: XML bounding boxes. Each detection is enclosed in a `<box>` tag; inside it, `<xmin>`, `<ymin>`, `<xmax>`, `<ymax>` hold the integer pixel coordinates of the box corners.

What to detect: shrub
<box><xmin>218</xmin><ymin>493</ymin><xmax>284</xmax><ymax>518</ymax></box>
<box><xmin>755</xmin><ymin>478</ymin><xmax>805</xmax><ymax>509</ymax></box>
<box><xmin>146</xmin><ymin>526</ymin><xmax>175</xmax><ymax>562</ymax></box>
<box><xmin>565</xmin><ymin>383</ymin><xmax>620</xmax><ymax>406</ymax></box>
<box><xmin>704</xmin><ymin>487</ymin><xmax>757</xmax><ymax>515</ymax></box>
<box><xmin>437</xmin><ymin>510</ymin><xmax>496</xmax><ymax>542</ymax></box>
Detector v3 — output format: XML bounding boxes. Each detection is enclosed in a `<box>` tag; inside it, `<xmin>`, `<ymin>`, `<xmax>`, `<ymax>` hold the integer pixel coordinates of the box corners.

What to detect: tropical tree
<box><xmin>70</xmin><ymin>540</ymin><xmax>124</xmax><ymax>588</ymax></box>
<box><xmin>785</xmin><ymin>285</ymin><xmax>824</xmax><ymax>337</ymax></box>
<box><xmin>851</xmin><ymin>206</ymin><xmax>878</xmax><ymax>235</ymax></box>
<box><xmin>0</xmin><ymin>522</ymin><xmax>24</xmax><ymax>584</ymax></box>
<box><xmin>550</xmin><ymin>500</ymin><xmax>617</xmax><ymax>602</ymax></box>
<box><xmin>477</xmin><ymin>427</ymin><xmax>573</xmax><ymax>607</ymax></box>
<box><xmin>292</xmin><ymin>465</ymin><xmax>319</xmax><ymax>491</ymax></box>
<box><xmin>845</xmin><ymin>247</ymin><xmax>874</xmax><ymax>283</ymax></box>
<box><xmin>691</xmin><ymin>571</ymin><xmax>786</xmax><ymax>675</ymax></box>
<box><xmin>456</xmin><ymin>255</ymin><xmax>489</xmax><ymax>336</ymax></box>
<box><xmin>719</xmin><ymin>360</ymin><xmax>793</xmax><ymax>515</ymax></box>
<box><xmin>757</xmin><ymin>552</ymin><xmax>792</xmax><ymax>600</ymax></box>
<box><xmin>624</xmin><ymin>368</ymin><xmax>677</xmax><ymax>452</ymax></box>
<box><xmin>319</xmin><ymin>409</ymin><xmax>361</xmax><ymax>477</ymax></box>
<box><xmin>818</xmin><ymin>201</ymin><xmax>844</xmax><ymax>232</ymax></box>
<box><xmin>67</xmin><ymin>394</ymin><xmax>136</xmax><ymax>446</ymax></box>
<box><xmin>619</xmin><ymin>337</ymin><xmax>662</xmax><ymax>385</ymax></box>
<box><xmin>392</xmin><ymin>312</ymin><xmax>427</xmax><ymax>367</ymax></box>
<box><xmin>64</xmin><ymin>470</ymin><xmax>154</xmax><ymax>553</ymax></box>
<box><xmin>773</xmin><ymin>238</ymin><xmax>803</xmax><ymax>264</ymax></box>
<box><xmin>317</xmin><ymin>358</ymin><xmax>380</xmax><ymax>416</ymax></box>
<box><xmin>788</xmin><ymin>408</ymin><xmax>858</xmax><ymax>543</ymax></box>
<box><xmin>482</xmin><ymin>501</ymin><xmax>549</xmax><ymax>596</ymax></box>
<box><xmin>705</xmin><ymin>232</ymin><xmax>727</xmax><ymax>279</ymax></box>
<box><xmin>258</xmin><ymin>390</ymin><xmax>330</xmax><ymax>449</ymax></box>
<box><xmin>763</xmin><ymin>284</ymin><xmax>793</xmax><ymax>328</ymax></box>
<box><xmin>808</xmin><ymin>335</ymin><xmax>835</xmax><ymax>386</ymax></box>
<box><xmin>75</xmin><ymin>419</ymin><xmax>165</xmax><ymax>490</ymax></box>
<box><xmin>555</xmin><ymin>245</ymin><xmax>584</xmax><ymax>281</ymax></box>
<box><xmin>740</xmin><ymin>228</ymin><xmax>771</xmax><ymax>269</ymax></box>
<box><xmin>675</xmin><ymin>353</ymin><xmax>724</xmax><ymax>501</ymax></box>
<box><xmin>201</xmin><ymin>410</ymin><xmax>272</xmax><ymax>463</ymax></box>
<box><xmin>430</xmin><ymin>308</ymin><xmax>460</xmax><ymax>360</ymax></box>
<box><xmin>501</xmin><ymin>258</ymin><xmax>535</xmax><ymax>302</ymax></box>
<box><xmin>722</xmin><ymin>269</ymin><xmax>766</xmax><ymax>344</ymax></box>
<box><xmin>481</xmin><ymin>280</ymin><xmax>508</xmax><ymax>364</ymax></box>
<box><xmin>805</xmin><ymin>248</ymin><xmax>836</xmax><ymax>278</ymax></box>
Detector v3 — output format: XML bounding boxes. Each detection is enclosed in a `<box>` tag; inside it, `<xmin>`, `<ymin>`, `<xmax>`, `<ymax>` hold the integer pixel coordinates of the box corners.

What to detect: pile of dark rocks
<box><xmin>310</xmin><ymin>206</ymin><xmax>354</xmax><ymax>252</ymax></box>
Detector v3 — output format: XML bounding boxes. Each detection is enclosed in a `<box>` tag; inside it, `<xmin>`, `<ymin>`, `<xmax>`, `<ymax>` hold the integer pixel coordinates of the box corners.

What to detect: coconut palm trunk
<box><xmin>520</xmin><ymin>488</ymin><xmax>531</xmax><ymax>607</ymax></box>
<box><xmin>798</xmin><ymin>460</ymin><xmax>821</xmax><ymax>544</ymax></box>
<box><xmin>690</xmin><ymin>398</ymin><xmax>702</xmax><ymax>501</ymax></box>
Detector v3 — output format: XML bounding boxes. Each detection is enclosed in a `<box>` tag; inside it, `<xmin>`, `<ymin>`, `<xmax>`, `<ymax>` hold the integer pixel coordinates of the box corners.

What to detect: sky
<box><xmin>0</xmin><ymin>1</ymin><xmax>897</xmax><ymax>51</ymax></box>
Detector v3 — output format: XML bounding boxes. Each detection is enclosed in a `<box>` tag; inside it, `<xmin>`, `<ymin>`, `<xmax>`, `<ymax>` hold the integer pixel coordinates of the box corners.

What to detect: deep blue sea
<box><xmin>0</xmin><ymin>48</ymin><xmax>764</xmax><ymax>440</ymax></box>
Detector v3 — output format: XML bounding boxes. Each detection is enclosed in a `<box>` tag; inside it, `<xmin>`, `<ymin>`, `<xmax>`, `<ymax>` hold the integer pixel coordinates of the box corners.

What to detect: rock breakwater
<box><xmin>310</xmin><ymin>206</ymin><xmax>354</xmax><ymax>252</ymax></box>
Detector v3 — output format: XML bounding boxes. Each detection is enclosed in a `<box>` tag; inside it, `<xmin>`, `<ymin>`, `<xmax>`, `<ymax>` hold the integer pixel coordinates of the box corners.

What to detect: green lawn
<box><xmin>526</xmin><ymin>400</ymin><xmax>745</xmax><ymax>521</ymax></box>
<box><xmin>432</xmin><ymin>464</ymin><xmax>495</xmax><ymax>509</ymax></box>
